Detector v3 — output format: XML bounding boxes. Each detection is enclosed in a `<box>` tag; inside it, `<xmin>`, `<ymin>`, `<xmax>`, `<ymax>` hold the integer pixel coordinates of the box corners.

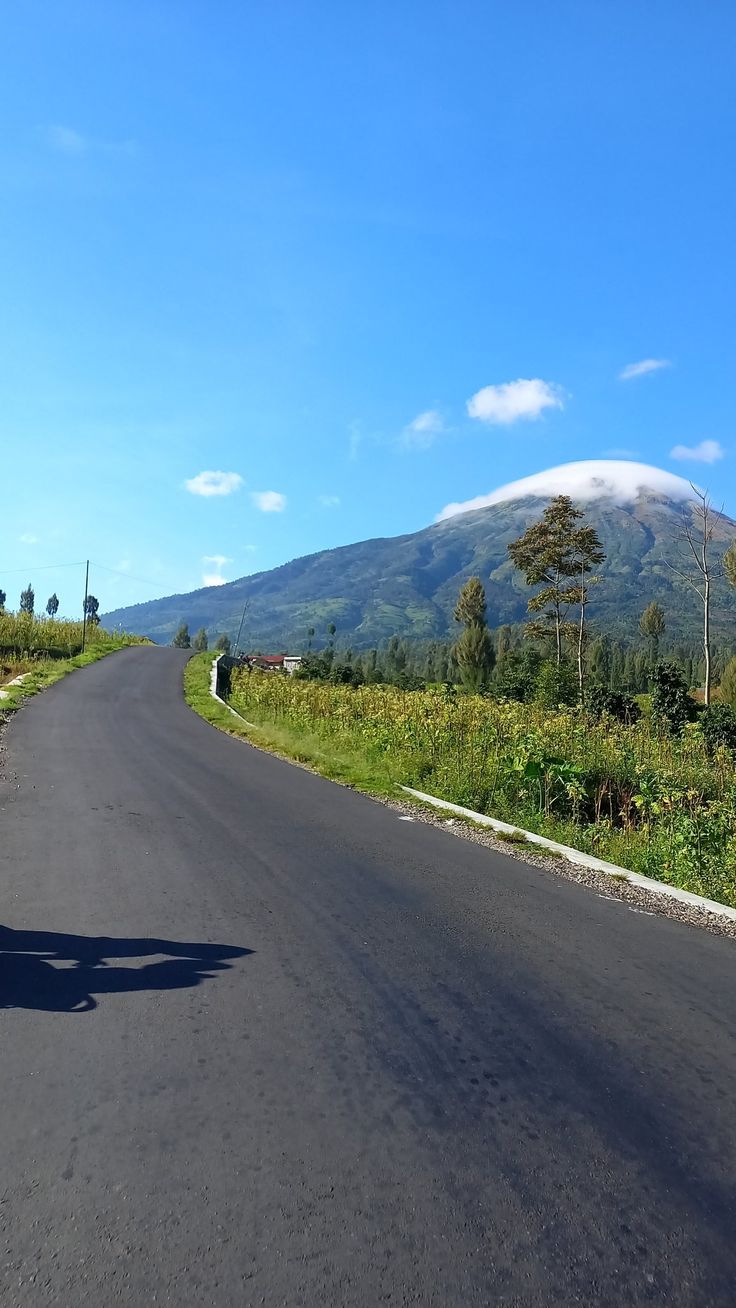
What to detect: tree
<box><xmin>569</xmin><ymin>521</ymin><xmax>605</xmax><ymax>701</ymax></box>
<box><xmin>588</xmin><ymin>636</ymin><xmax>611</xmax><ymax>687</ymax></box>
<box><xmin>20</xmin><ymin>583</ymin><xmax>34</xmax><ymax>615</ymax></box>
<box><xmin>666</xmin><ymin>489</ymin><xmax>723</xmax><ymax>705</ymax></box>
<box><xmin>193</xmin><ymin>627</ymin><xmax>209</xmax><ymax>652</ymax></box>
<box><xmin>46</xmin><ymin>593</ymin><xmax>60</xmax><ymax>619</ymax></box>
<box><xmin>306</xmin><ymin>626</ymin><xmax>315</xmax><ymax>652</ymax></box>
<box><xmin>718</xmin><ymin>655</ymin><xmax>736</xmax><ymax>708</ymax></box>
<box><xmin>0</xmin><ymin>589</ymin><xmax>6</xmax><ymax>611</ymax></box>
<box><xmin>215</xmin><ymin>633</ymin><xmax>232</xmax><ymax>654</ymax></box>
<box><xmin>639</xmin><ymin>601</ymin><xmax>666</xmax><ymax>668</ymax></box>
<box><xmin>507</xmin><ymin>496</ymin><xmax>583</xmax><ymax>667</ymax></box>
<box><xmin>452</xmin><ymin>577</ymin><xmax>494</xmax><ymax>692</ymax></box>
<box><xmin>83</xmin><ymin>595</ymin><xmax>100</xmax><ymax>626</ymax></box>
<box><xmin>172</xmin><ymin>622</ymin><xmax>191</xmax><ymax>649</ymax></box>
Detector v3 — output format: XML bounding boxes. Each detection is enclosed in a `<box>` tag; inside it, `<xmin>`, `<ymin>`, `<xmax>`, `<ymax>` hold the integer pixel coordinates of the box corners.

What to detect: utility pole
<box><xmin>234</xmin><ymin>600</ymin><xmax>249</xmax><ymax>657</ymax></box>
<box><xmin>81</xmin><ymin>559</ymin><xmax>90</xmax><ymax>653</ymax></box>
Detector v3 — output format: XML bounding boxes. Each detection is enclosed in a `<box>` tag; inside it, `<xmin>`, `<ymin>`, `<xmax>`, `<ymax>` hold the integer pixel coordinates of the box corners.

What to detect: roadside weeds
<box><xmin>184</xmin><ymin>653</ymin><xmax>736</xmax><ymax>942</ymax></box>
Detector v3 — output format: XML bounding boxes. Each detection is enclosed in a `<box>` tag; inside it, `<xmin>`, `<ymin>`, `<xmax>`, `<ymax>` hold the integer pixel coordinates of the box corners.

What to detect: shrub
<box><xmin>699</xmin><ymin>703</ymin><xmax>736</xmax><ymax>756</ymax></box>
<box><xmin>650</xmin><ymin>661</ymin><xmax>695</xmax><ymax>736</ymax></box>
<box><xmin>587</xmin><ymin>685</ymin><xmax>641</xmax><ymax>725</ymax></box>
<box><xmin>534</xmin><ymin>660</ymin><xmax>578</xmax><ymax>709</ymax></box>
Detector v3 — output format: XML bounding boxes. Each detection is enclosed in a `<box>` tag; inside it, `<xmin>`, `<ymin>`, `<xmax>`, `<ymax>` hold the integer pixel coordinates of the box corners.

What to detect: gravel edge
<box><xmin>376</xmin><ymin>791</ymin><xmax>736</xmax><ymax>941</ymax></box>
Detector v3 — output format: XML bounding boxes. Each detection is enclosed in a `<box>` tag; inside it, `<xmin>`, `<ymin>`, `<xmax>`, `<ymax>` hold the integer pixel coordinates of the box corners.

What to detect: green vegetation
<box><xmin>226</xmin><ymin>669</ymin><xmax>736</xmax><ymax>908</ymax></box>
<box><xmin>452</xmin><ymin>577</ymin><xmax>494</xmax><ymax>691</ymax></box>
<box><xmin>0</xmin><ymin>613</ymin><xmax>146</xmax><ymax>714</ymax></box>
<box><xmin>183</xmin><ymin>653</ymin><xmax>396</xmax><ymax>794</ymax></box>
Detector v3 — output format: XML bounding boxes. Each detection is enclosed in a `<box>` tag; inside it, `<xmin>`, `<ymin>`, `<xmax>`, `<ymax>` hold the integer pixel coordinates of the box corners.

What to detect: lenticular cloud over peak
<box><xmin>436</xmin><ymin>460</ymin><xmax>698</xmax><ymax>522</ymax></box>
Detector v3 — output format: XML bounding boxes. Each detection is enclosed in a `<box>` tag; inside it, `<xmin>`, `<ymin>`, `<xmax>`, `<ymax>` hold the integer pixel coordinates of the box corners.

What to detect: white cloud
<box><xmin>19</xmin><ymin>533</ymin><xmax>38</xmax><ymax>544</ymax></box>
<box><xmin>252</xmin><ymin>490</ymin><xmax>286</xmax><ymax>512</ymax></box>
<box><xmin>400</xmin><ymin>409</ymin><xmax>444</xmax><ymax>450</ymax></box>
<box><xmin>43</xmin><ymin>124</ymin><xmax>137</xmax><ymax>157</ymax></box>
<box><xmin>436</xmin><ymin>459</ymin><xmax>699</xmax><ymax>522</ymax></box>
<box><xmin>319</xmin><ymin>495</ymin><xmax>341</xmax><ymax>507</ymax></box>
<box><xmin>670</xmin><ymin>439</ymin><xmax>724</xmax><ymax>465</ymax></box>
<box><xmin>466</xmin><ymin>378</ymin><xmax>564</xmax><ymax>425</ymax></box>
<box><xmin>46</xmin><ymin>125</ymin><xmax>87</xmax><ymax>154</ymax></box>
<box><xmin>185</xmin><ymin>470</ymin><xmax>243</xmax><ymax>497</ymax></box>
<box><xmin>619</xmin><ymin>358</ymin><xmax>671</xmax><ymax>381</ymax></box>
<box><xmin>348</xmin><ymin>421</ymin><xmax>362</xmax><ymax>460</ymax></box>
<box><xmin>201</xmin><ymin>553</ymin><xmax>232</xmax><ymax>587</ymax></box>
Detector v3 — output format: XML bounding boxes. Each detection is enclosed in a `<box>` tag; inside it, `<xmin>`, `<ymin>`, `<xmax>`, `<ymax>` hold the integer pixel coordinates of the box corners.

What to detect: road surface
<box><xmin>1</xmin><ymin>647</ymin><xmax>735</xmax><ymax>1305</ymax></box>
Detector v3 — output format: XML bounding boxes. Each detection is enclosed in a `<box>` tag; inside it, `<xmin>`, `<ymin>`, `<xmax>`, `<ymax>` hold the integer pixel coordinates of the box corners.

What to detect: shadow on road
<box><xmin>0</xmin><ymin>925</ymin><xmax>252</xmax><ymax>1012</ymax></box>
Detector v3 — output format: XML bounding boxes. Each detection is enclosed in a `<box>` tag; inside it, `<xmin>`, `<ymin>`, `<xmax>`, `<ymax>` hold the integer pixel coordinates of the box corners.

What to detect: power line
<box><xmin>90</xmin><ymin>561</ymin><xmax>165</xmax><ymax>590</ymax></box>
<box><xmin>0</xmin><ymin>561</ymin><xmax>86</xmax><ymax>574</ymax></box>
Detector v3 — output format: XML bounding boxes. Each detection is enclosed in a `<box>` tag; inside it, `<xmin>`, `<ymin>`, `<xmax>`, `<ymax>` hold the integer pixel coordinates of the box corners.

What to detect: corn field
<box><xmin>230</xmin><ymin>669</ymin><xmax>736</xmax><ymax>908</ymax></box>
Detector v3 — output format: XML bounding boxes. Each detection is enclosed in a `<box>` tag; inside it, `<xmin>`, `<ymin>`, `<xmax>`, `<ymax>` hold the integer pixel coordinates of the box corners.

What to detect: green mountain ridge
<box><xmin>103</xmin><ymin>491</ymin><xmax>736</xmax><ymax>649</ymax></box>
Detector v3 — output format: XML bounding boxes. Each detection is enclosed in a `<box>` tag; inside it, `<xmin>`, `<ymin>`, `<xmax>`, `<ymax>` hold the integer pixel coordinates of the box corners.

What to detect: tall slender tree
<box><xmin>666</xmin><ymin>489</ymin><xmax>723</xmax><ymax>705</ymax></box>
<box><xmin>569</xmin><ymin>522</ymin><xmax>605</xmax><ymax>701</ymax></box>
<box><xmin>19</xmin><ymin>583</ymin><xmax>34</xmax><ymax>615</ymax></box>
<box><xmin>452</xmin><ymin>576</ymin><xmax>495</xmax><ymax>692</ymax></box>
<box><xmin>639</xmin><ymin>601</ymin><xmax>666</xmax><ymax>668</ymax></box>
<box><xmin>46</xmin><ymin>593</ymin><xmax>60</xmax><ymax>619</ymax></box>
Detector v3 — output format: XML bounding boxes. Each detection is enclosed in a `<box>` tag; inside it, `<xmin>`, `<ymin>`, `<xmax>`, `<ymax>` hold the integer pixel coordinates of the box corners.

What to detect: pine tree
<box><xmin>0</xmin><ymin>589</ymin><xmax>6</xmax><ymax>611</ymax></box>
<box><xmin>639</xmin><ymin>601</ymin><xmax>666</xmax><ymax>668</ymax></box>
<box><xmin>20</xmin><ymin>583</ymin><xmax>34</xmax><ymax>615</ymax></box>
<box><xmin>452</xmin><ymin>577</ymin><xmax>494</xmax><ymax>692</ymax></box>
<box><xmin>496</xmin><ymin>625</ymin><xmax>513</xmax><ymax>664</ymax></box>
<box><xmin>172</xmin><ymin>622</ymin><xmax>191</xmax><ymax>649</ymax></box>
<box><xmin>46</xmin><ymin>593</ymin><xmax>59</xmax><ymax>618</ymax></box>
<box><xmin>588</xmin><ymin>636</ymin><xmax>610</xmax><ymax>686</ymax></box>
<box><xmin>193</xmin><ymin>627</ymin><xmax>209</xmax><ymax>652</ymax></box>
<box><xmin>214</xmin><ymin>633</ymin><xmax>232</xmax><ymax>654</ymax></box>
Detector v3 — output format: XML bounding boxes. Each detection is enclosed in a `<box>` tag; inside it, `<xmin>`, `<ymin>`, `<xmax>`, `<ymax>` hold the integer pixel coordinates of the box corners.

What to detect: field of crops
<box><xmin>0</xmin><ymin>612</ymin><xmax>147</xmax><ymax>693</ymax></box>
<box><xmin>230</xmin><ymin>669</ymin><xmax>736</xmax><ymax>908</ymax></box>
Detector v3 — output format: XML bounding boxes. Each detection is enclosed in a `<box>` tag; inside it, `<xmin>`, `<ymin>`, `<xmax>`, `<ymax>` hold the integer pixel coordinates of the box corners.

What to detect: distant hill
<box><xmin>103</xmin><ymin>461</ymin><xmax>736</xmax><ymax>649</ymax></box>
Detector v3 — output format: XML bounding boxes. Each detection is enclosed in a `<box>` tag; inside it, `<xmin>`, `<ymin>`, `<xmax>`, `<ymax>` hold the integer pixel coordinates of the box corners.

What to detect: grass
<box><xmin>184</xmin><ymin>654</ymin><xmax>736</xmax><ymax>908</ymax></box>
<box><xmin>0</xmin><ymin>621</ymin><xmax>148</xmax><ymax>716</ymax></box>
<box><xmin>183</xmin><ymin>654</ymin><xmax>397</xmax><ymax>795</ymax></box>
<box><xmin>220</xmin><ymin>667</ymin><xmax>736</xmax><ymax>909</ymax></box>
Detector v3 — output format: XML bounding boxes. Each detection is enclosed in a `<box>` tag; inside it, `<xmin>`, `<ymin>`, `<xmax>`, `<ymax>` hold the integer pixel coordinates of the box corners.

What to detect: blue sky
<box><xmin>2</xmin><ymin>1</ymin><xmax>735</xmax><ymax>615</ymax></box>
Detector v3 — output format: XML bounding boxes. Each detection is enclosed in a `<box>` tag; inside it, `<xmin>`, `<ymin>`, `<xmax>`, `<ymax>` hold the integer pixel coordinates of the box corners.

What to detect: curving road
<box><xmin>1</xmin><ymin>646</ymin><xmax>735</xmax><ymax>1305</ymax></box>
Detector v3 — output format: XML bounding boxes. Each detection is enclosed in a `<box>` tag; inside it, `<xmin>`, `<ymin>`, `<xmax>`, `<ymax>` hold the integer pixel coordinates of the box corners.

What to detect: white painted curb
<box><xmin>0</xmin><ymin>673</ymin><xmax>29</xmax><ymax>701</ymax></box>
<box><xmin>209</xmin><ymin>656</ymin><xmax>242</xmax><ymax>718</ymax></box>
<box><xmin>209</xmin><ymin>656</ymin><xmax>257</xmax><ymax>726</ymax></box>
<box><xmin>401</xmin><ymin>785</ymin><xmax>736</xmax><ymax>924</ymax></box>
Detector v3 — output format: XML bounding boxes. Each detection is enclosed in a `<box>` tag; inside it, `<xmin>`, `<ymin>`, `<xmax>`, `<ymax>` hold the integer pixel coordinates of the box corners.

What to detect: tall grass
<box><xmin>0</xmin><ymin>611</ymin><xmax>144</xmax><ymax>662</ymax></box>
<box><xmin>230</xmin><ymin>670</ymin><xmax>736</xmax><ymax>908</ymax></box>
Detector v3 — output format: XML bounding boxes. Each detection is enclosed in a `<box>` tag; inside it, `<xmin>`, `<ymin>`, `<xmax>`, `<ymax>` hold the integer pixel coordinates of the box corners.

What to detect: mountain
<box><xmin>103</xmin><ymin>461</ymin><xmax>736</xmax><ymax>649</ymax></box>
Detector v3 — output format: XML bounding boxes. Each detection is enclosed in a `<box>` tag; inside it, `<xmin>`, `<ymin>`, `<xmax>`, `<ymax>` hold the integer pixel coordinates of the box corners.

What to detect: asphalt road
<box><xmin>1</xmin><ymin>647</ymin><xmax>735</xmax><ymax>1306</ymax></box>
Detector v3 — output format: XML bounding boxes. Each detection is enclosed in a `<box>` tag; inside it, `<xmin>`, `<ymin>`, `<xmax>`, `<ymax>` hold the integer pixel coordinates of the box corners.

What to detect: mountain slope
<box><xmin>103</xmin><ymin>465</ymin><xmax>736</xmax><ymax>648</ymax></box>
